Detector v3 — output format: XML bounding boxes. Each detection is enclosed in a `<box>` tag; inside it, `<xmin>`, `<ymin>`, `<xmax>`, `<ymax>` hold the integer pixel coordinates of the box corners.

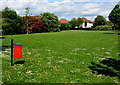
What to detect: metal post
<box><xmin>11</xmin><ymin>39</ymin><xmax>13</xmax><ymax>66</ymax></box>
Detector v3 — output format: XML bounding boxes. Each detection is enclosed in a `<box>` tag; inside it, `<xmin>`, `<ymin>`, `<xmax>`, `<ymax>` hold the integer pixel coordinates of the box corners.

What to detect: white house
<box><xmin>81</xmin><ymin>17</ymin><xmax>94</xmax><ymax>28</ymax></box>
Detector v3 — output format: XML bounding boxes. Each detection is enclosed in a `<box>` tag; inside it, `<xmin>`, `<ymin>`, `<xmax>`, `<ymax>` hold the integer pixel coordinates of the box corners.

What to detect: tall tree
<box><xmin>85</xmin><ymin>21</ymin><xmax>87</xmax><ymax>27</ymax></box>
<box><xmin>25</xmin><ymin>7</ymin><xmax>30</xmax><ymax>16</ymax></box>
<box><xmin>76</xmin><ymin>17</ymin><xmax>83</xmax><ymax>29</ymax></box>
<box><xmin>109</xmin><ymin>3</ymin><xmax>120</xmax><ymax>30</ymax></box>
<box><xmin>39</xmin><ymin>12</ymin><xmax>60</xmax><ymax>32</ymax></box>
<box><xmin>93</xmin><ymin>15</ymin><xmax>107</xmax><ymax>27</ymax></box>
<box><xmin>2</xmin><ymin>7</ymin><xmax>25</xmax><ymax>35</ymax></box>
<box><xmin>69</xmin><ymin>18</ymin><xmax>77</xmax><ymax>29</ymax></box>
<box><xmin>24</xmin><ymin>7</ymin><xmax>33</xmax><ymax>34</ymax></box>
<box><xmin>31</xmin><ymin>18</ymin><xmax>44</xmax><ymax>33</ymax></box>
<box><xmin>0</xmin><ymin>11</ymin><xmax>2</xmax><ymax>34</ymax></box>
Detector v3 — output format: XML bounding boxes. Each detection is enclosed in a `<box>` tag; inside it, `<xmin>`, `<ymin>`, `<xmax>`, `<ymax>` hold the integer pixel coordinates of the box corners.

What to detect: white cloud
<box><xmin>82</xmin><ymin>8</ymin><xmax>100</xmax><ymax>15</ymax></box>
<box><xmin>1</xmin><ymin>0</ymin><xmax>119</xmax><ymax>20</ymax></box>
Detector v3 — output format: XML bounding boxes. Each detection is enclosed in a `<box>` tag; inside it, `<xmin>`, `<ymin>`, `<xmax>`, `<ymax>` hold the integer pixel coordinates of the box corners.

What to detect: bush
<box><xmin>47</xmin><ymin>28</ymin><xmax>60</xmax><ymax>32</ymax></box>
<box><xmin>80</xmin><ymin>27</ymin><xmax>93</xmax><ymax>30</ymax></box>
<box><xmin>40</xmin><ymin>12</ymin><xmax>60</xmax><ymax>32</ymax></box>
<box><xmin>93</xmin><ymin>25</ymin><xmax>112</xmax><ymax>30</ymax></box>
<box><xmin>60</xmin><ymin>23</ymin><xmax>71</xmax><ymax>31</ymax></box>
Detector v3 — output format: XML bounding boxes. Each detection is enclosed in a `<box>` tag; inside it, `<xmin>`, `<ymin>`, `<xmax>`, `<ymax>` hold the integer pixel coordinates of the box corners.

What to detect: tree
<box><xmin>85</xmin><ymin>21</ymin><xmax>87</xmax><ymax>27</ymax></box>
<box><xmin>76</xmin><ymin>17</ymin><xmax>83</xmax><ymax>29</ymax></box>
<box><xmin>30</xmin><ymin>18</ymin><xmax>44</xmax><ymax>33</ymax></box>
<box><xmin>0</xmin><ymin>11</ymin><xmax>2</xmax><ymax>34</ymax></box>
<box><xmin>109</xmin><ymin>4</ymin><xmax>120</xmax><ymax>30</ymax></box>
<box><xmin>39</xmin><ymin>12</ymin><xmax>60</xmax><ymax>32</ymax></box>
<box><xmin>60</xmin><ymin>23</ymin><xmax>71</xmax><ymax>30</ymax></box>
<box><xmin>25</xmin><ymin>7</ymin><xmax>30</xmax><ymax>16</ymax></box>
<box><xmin>2</xmin><ymin>7</ymin><xmax>25</xmax><ymax>35</ymax></box>
<box><xmin>93</xmin><ymin>15</ymin><xmax>107</xmax><ymax>27</ymax></box>
<box><xmin>69</xmin><ymin>18</ymin><xmax>77</xmax><ymax>29</ymax></box>
<box><xmin>24</xmin><ymin>7</ymin><xmax>33</xmax><ymax>34</ymax></box>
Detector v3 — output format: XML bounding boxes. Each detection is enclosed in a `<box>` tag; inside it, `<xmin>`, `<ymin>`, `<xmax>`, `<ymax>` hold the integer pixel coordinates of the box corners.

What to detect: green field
<box><xmin>1</xmin><ymin>30</ymin><xmax>120</xmax><ymax>83</ymax></box>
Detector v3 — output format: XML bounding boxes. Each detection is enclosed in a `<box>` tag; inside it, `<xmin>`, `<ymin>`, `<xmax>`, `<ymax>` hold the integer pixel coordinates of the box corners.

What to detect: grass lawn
<box><xmin>1</xmin><ymin>30</ymin><xmax>120</xmax><ymax>83</ymax></box>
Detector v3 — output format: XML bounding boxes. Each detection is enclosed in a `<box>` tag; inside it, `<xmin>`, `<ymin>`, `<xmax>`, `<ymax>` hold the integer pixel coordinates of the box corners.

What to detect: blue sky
<box><xmin>1</xmin><ymin>0</ymin><xmax>120</xmax><ymax>21</ymax></box>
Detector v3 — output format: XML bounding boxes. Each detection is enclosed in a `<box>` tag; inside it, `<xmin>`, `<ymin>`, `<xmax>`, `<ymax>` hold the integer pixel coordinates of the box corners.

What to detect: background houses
<box><xmin>59</xmin><ymin>18</ymin><xmax>94</xmax><ymax>28</ymax></box>
<box><xmin>59</xmin><ymin>18</ymin><xmax>69</xmax><ymax>23</ymax></box>
<box><xmin>81</xmin><ymin>17</ymin><xmax>94</xmax><ymax>28</ymax></box>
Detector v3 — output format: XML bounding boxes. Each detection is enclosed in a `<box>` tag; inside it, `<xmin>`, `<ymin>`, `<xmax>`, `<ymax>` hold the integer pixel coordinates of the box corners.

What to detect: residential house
<box><xmin>59</xmin><ymin>18</ymin><xmax>69</xmax><ymax>23</ymax></box>
<box><xmin>81</xmin><ymin>17</ymin><xmax>94</xmax><ymax>28</ymax></box>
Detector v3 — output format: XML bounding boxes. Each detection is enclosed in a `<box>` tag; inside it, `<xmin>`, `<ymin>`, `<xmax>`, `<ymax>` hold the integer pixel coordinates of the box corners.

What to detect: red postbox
<box><xmin>13</xmin><ymin>44</ymin><xmax>22</xmax><ymax>58</ymax></box>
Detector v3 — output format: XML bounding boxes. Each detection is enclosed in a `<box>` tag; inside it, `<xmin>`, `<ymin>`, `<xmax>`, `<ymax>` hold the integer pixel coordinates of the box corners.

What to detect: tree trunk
<box><xmin>27</xmin><ymin>24</ymin><xmax>29</xmax><ymax>34</ymax></box>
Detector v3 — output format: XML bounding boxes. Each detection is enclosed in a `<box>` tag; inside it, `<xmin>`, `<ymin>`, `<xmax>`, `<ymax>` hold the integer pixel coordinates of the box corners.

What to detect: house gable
<box><xmin>59</xmin><ymin>18</ymin><xmax>69</xmax><ymax>23</ymax></box>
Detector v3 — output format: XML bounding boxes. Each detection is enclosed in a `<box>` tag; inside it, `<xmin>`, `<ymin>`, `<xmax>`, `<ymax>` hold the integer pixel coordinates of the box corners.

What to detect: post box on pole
<box><xmin>11</xmin><ymin>39</ymin><xmax>23</xmax><ymax>66</ymax></box>
<box><xmin>13</xmin><ymin>44</ymin><xmax>22</xmax><ymax>58</ymax></box>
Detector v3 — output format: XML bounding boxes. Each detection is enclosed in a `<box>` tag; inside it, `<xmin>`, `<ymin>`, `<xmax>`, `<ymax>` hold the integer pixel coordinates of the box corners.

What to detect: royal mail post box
<box><xmin>13</xmin><ymin>44</ymin><xmax>22</xmax><ymax>58</ymax></box>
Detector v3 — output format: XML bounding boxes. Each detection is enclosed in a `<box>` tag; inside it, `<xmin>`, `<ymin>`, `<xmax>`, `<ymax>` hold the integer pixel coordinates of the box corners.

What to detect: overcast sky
<box><xmin>1</xmin><ymin>0</ymin><xmax>120</xmax><ymax>21</ymax></box>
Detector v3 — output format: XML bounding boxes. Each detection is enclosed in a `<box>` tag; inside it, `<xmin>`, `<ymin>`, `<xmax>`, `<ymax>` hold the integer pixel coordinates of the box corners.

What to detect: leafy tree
<box><xmin>76</xmin><ymin>17</ymin><xmax>83</xmax><ymax>28</ymax></box>
<box><xmin>21</xmin><ymin>16</ymin><xmax>34</xmax><ymax>33</ymax></box>
<box><xmin>0</xmin><ymin>11</ymin><xmax>2</xmax><ymax>18</ymax></box>
<box><xmin>85</xmin><ymin>21</ymin><xmax>87</xmax><ymax>27</ymax></box>
<box><xmin>39</xmin><ymin>12</ymin><xmax>60</xmax><ymax>32</ymax></box>
<box><xmin>30</xmin><ymin>18</ymin><xmax>44</xmax><ymax>33</ymax></box>
<box><xmin>109</xmin><ymin>4</ymin><xmax>120</xmax><ymax>30</ymax></box>
<box><xmin>24</xmin><ymin>7</ymin><xmax>33</xmax><ymax>34</ymax></box>
<box><xmin>2</xmin><ymin>7</ymin><xmax>25</xmax><ymax>35</ymax></box>
<box><xmin>69</xmin><ymin>18</ymin><xmax>77</xmax><ymax>29</ymax></box>
<box><xmin>93</xmin><ymin>15</ymin><xmax>107</xmax><ymax>27</ymax></box>
<box><xmin>60</xmin><ymin>23</ymin><xmax>71</xmax><ymax>30</ymax></box>
<box><xmin>0</xmin><ymin>11</ymin><xmax>2</xmax><ymax>34</ymax></box>
<box><xmin>25</xmin><ymin>7</ymin><xmax>30</xmax><ymax>16</ymax></box>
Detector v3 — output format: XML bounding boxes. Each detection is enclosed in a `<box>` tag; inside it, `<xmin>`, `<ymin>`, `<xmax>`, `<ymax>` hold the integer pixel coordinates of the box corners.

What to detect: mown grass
<box><xmin>1</xmin><ymin>30</ymin><xmax>120</xmax><ymax>83</ymax></box>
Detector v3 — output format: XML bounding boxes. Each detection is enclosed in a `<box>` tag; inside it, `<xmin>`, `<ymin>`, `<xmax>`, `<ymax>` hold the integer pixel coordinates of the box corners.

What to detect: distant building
<box><xmin>59</xmin><ymin>18</ymin><xmax>69</xmax><ymax>23</ymax></box>
<box><xmin>81</xmin><ymin>17</ymin><xmax>94</xmax><ymax>28</ymax></box>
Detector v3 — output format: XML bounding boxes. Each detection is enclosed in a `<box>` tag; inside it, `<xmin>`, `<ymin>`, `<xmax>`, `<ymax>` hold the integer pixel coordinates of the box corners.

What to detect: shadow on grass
<box><xmin>103</xmin><ymin>33</ymin><xmax>120</xmax><ymax>35</ymax></box>
<box><xmin>88</xmin><ymin>58</ymin><xmax>120</xmax><ymax>79</ymax></box>
<box><xmin>0</xmin><ymin>37</ymin><xmax>6</xmax><ymax>39</ymax></box>
<box><xmin>0</xmin><ymin>45</ymin><xmax>10</xmax><ymax>51</ymax></box>
<box><xmin>14</xmin><ymin>60</ymin><xmax>26</xmax><ymax>64</ymax></box>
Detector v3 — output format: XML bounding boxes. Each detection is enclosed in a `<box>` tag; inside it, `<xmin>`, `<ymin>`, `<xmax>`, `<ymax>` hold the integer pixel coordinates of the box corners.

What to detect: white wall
<box><xmin>82</xmin><ymin>22</ymin><xmax>93</xmax><ymax>28</ymax></box>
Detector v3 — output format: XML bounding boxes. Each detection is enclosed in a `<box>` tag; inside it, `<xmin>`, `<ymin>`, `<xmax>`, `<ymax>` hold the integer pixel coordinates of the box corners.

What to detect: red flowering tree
<box><xmin>30</xmin><ymin>18</ymin><xmax>45</xmax><ymax>33</ymax></box>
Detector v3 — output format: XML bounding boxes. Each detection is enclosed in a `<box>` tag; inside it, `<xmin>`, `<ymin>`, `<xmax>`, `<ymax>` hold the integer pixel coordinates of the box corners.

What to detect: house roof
<box><xmin>20</xmin><ymin>15</ymin><xmax>39</xmax><ymax>19</ymax></box>
<box><xmin>59</xmin><ymin>18</ymin><xmax>69</xmax><ymax>23</ymax></box>
<box><xmin>82</xmin><ymin>17</ymin><xmax>94</xmax><ymax>23</ymax></box>
<box><xmin>30</xmin><ymin>16</ymin><xmax>39</xmax><ymax>19</ymax></box>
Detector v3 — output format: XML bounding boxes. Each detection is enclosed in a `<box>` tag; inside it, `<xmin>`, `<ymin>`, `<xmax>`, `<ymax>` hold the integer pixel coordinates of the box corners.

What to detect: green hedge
<box><xmin>93</xmin><ymin>25</ymin><xmax>112</xmax><ymax>30</ymax></box>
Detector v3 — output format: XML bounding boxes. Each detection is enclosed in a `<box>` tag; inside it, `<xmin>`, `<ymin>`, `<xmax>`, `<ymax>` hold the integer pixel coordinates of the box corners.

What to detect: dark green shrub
<box><xmin>60</xmin><ymin>23</ymin><xmax>71</xmax><ymax>31</ymax></box>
